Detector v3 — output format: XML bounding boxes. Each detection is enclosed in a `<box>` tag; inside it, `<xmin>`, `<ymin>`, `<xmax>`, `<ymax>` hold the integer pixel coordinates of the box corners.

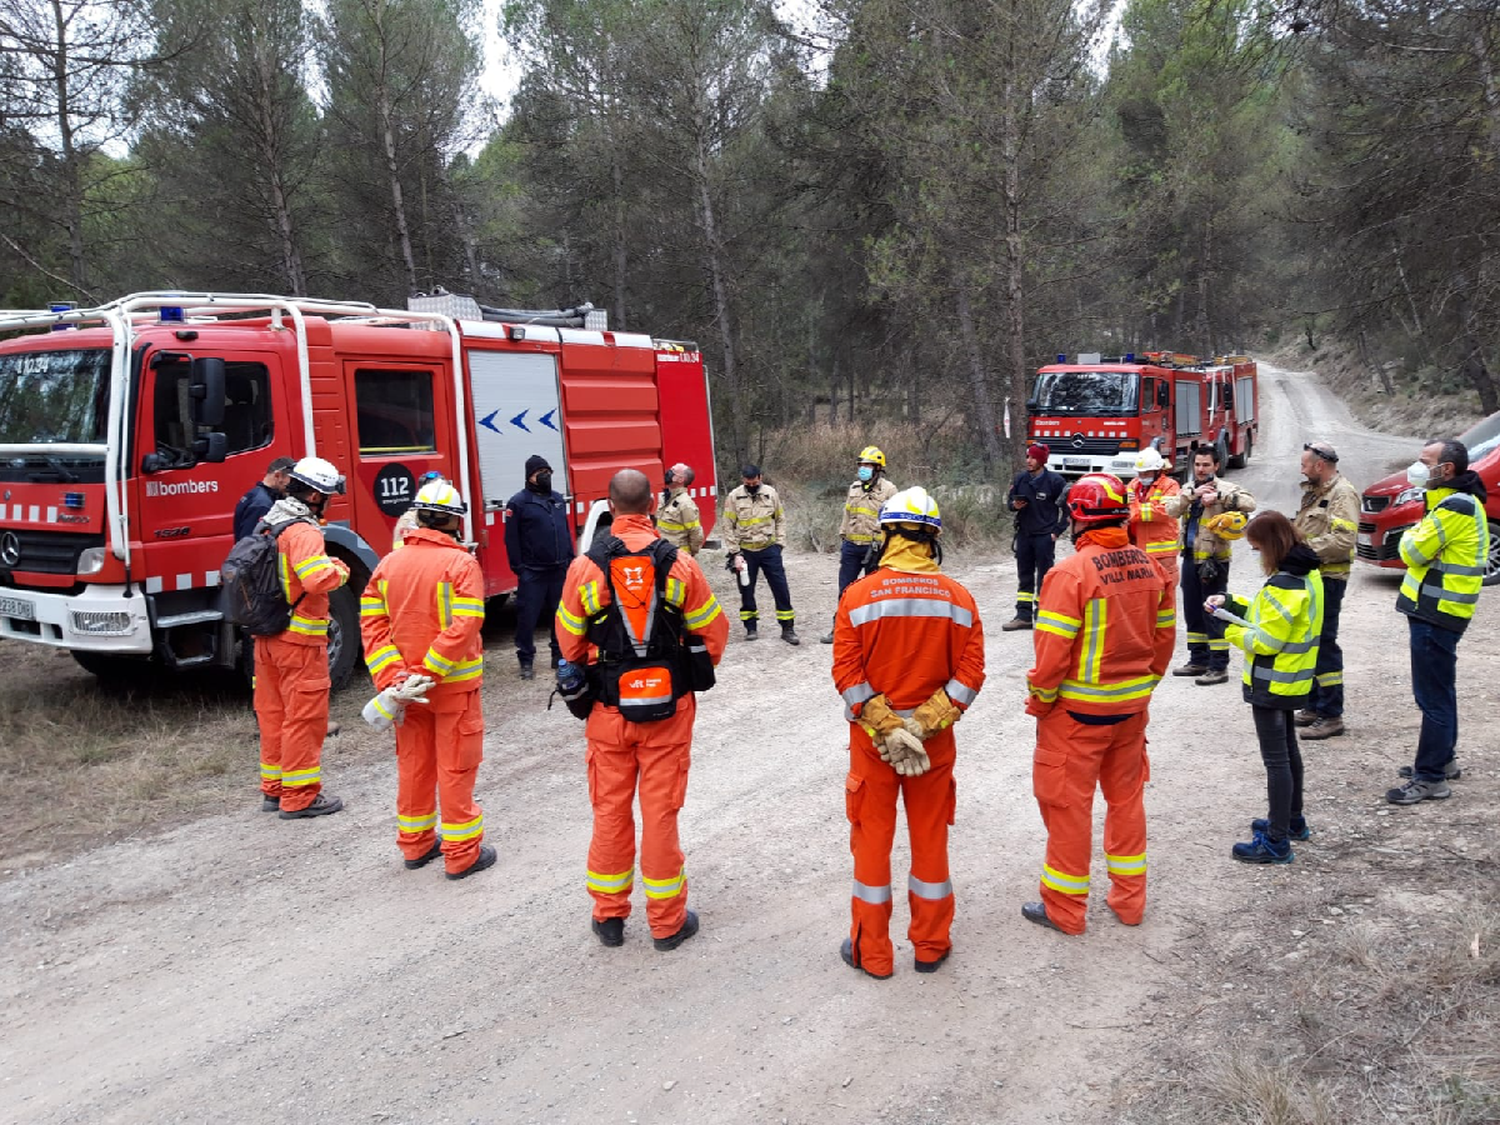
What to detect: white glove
<box><xmin>361</xmin><ymin>675</ymin><xmax>435</xmax><ymax>731</ymax></box>
<box><xmin>878</xmin><ymin>727</ymin><xmax>931</xmax><ymax>777</ymax></box>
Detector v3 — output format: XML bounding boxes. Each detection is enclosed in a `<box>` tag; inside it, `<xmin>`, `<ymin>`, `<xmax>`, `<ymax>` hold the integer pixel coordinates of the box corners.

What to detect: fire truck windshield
<box><xmin>0</xmin><ymin>348</ymin><xmax>110</xmax><ymax>445</ymax></box>
<box><xmin>1032</xmin><ymin>370</ymin><xmax>1139</xmax><ymax>416</ymax></box>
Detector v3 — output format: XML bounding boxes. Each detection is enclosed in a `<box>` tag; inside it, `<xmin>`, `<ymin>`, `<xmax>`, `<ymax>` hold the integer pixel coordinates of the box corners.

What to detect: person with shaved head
<box><xmin>555</xmin><ymin>468</ymin><xmax>729</xmax><ymax>953</ymax></box>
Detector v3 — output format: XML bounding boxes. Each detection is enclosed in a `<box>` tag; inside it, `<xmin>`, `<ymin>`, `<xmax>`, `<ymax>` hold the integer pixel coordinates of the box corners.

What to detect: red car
<box><xmin>1358</xmin><ymin>410</ymin><xmax>1500</xmax><ymax>585</ymax></box>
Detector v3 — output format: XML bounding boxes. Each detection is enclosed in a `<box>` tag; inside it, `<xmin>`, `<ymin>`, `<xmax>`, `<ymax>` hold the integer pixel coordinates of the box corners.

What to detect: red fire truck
<box><xmin>0</xmin><ymin>292</ymin><xmax>718</xmax><ymax>686</ymax></box>
<box><xmin>1026</xmin><ymin>352</ymin><xmax>1258</xmax><ymax>479</ymax></box>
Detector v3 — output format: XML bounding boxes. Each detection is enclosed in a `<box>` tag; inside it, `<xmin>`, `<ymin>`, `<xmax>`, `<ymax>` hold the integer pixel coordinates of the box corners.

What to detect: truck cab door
<box><xmin>134</xmin><ymin>348</ymin><xmax>284</xmax><ymax>591</ymax></box>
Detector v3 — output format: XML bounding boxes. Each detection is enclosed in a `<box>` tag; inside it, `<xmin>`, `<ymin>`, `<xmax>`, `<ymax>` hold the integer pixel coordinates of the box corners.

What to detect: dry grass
<box><xmin>751</xmin><ymin>421</ymin><xmax>1013</xmax><ymax>553</ymax></box>
<box><xmin>0</xmin><ymin>641</ymin><xmax>370</xmax><ymax>872</ymax></box>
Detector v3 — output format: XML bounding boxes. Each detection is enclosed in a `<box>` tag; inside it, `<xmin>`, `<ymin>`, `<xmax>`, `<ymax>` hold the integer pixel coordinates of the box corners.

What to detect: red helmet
<box><xmin>1066</xmin><ymin>473</ymin><xmax>1130</xmax><ymax>527</ymax></box>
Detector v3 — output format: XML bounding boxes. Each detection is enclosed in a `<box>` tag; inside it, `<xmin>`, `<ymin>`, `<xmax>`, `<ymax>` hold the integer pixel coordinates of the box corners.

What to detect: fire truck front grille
<box><xmin>0</xmin><ymin>530</ymin><xmax>104</xmax><ymax>575</ymax></box>
<box><xmin>1046</xmin><ymin>437</ymin><xmax>1122</xmax><ymax>457</ymax></box>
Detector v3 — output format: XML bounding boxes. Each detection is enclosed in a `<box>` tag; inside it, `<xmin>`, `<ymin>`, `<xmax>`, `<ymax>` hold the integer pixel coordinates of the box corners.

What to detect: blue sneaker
<box><xmin>1251</xmin><ymin>816</ymin><xmax>1310</xmax><ymax>841</ymax></box>
<box><xmin>1232</xmin><ymin>832</ymin><xmax>1293</xmax><ymax>864</ymax></box>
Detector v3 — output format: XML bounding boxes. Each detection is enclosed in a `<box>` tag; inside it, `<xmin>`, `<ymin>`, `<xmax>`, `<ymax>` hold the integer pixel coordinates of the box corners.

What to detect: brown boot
<box><xmin>1001</xmin><ymin>617</ymin><xmax>1033</xmax><ymax>632</ymax></box>
<box><xmin>1293</xmin><ymin>708</ymin><xmax>1318</xmax><ymax>727</ymax></box>
<box><xmin>1194</xmin><ymin>669</ymin><xmax>1229</xmax><ymax>686</ymax></box>
<box><xmin>1300</xmin><ymin>716</ymin><xmax>1345</xmax><ymax>740</ymax></box>
<box><xmin>1173</xmin><ymin>662</ymin><xmax>1208</xmax><ymax>677</ymax></box>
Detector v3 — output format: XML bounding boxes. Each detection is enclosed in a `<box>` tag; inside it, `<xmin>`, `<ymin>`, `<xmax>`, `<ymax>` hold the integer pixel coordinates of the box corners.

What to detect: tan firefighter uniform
<box><xmin>840</xmin><ymin>477</ymin><xmax>899</xmax><ymax>547</ymax></box>
<box><xmin>658</xmin><ymin>486</ymin><xmax>705</xmax><ymax>555</ymax></box>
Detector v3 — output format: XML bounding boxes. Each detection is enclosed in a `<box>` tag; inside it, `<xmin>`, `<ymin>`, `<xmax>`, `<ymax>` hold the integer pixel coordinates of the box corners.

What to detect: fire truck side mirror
<box><xmin>1025</xmin><ymin>398</ymin><xmax>1038</xmax><ymax>414</ymax></box>
<box><xmin>194</xmin><ymin>432</ymin><xmax>228</xmax><ymax>464</ymax></box>
<box><xmin>189</xmin><ymin>357</ymin><xmax>226</xmax><ymax>429</ymax></box>
<box><xmin>1156</xmin><ymin>382</ymin><xmax>1170</xmax><ymax>408</ymax></box>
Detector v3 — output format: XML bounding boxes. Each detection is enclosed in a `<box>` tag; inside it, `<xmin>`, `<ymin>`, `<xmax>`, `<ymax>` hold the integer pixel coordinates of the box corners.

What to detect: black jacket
<box><xmin>504</xmin><ymin>487</ymin><xmax>574</xmax><ymax>571</ymax></box>
<box><xmin>1007</xmin><ymin>469</ymin><xmax>1069</xmax><ymax>536</ymax></box>
<box><xmin>233</xmin><ymin>482</ymin><xmax>279</xmax><ymax>541</ymax></box>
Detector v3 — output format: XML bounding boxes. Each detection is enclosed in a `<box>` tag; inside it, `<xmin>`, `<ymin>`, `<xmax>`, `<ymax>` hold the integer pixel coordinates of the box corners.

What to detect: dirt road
<box><xmin>1</xmin><ymin>363</ymin><xmax>1486</xmax><ymax>1124</ymax></box>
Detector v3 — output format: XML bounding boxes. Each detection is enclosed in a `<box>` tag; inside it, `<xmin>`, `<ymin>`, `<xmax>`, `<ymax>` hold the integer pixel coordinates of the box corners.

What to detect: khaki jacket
<box><xmin>658</xmin><ymin>487</ymin><xmax>705</xmax><ymax>555</ymax></box>
<box><xmin>839</xmin><ymin>476</ymin><xmax>899</xmax><ymax>544</ymax></box>
<box><xmin>1164</xmin><ymin>475</ymin><xmax>1256</xmax><ymax>561</ymax></box>
<box><xmin>722</xmin><ymin>484</ymin><xmax>785</xmax><ymax>551</ymax></box>
<box><xmin>1293</xmin><ymin>473</ymin><xmax>1359</xmax><ymax>580</ymax></box>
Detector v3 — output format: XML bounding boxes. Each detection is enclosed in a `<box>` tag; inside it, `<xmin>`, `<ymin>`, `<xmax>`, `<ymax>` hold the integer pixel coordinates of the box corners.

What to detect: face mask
<box><xmin>533</xmin><ymin>472</ymin><xmax>553</xmax><ymax>492</ymax></box>
<box><xmin>1138</xmin><ymin>473</ymin><xmax>1157</xmax><ymax>486</ymax></box>
<box><xmin>857</xmin><ymin>466</ymin><xmax>874</xmax><ymax>483</ymax></box>
<box><xmin>745</xmin><ymin>483</ymin><xmax>760</xmax><ymax>495</ymax></box>
<box><xmin>1405</xmin><ymin>461</ymin><xmax>1430</xmax><ymax>488</ymax></box>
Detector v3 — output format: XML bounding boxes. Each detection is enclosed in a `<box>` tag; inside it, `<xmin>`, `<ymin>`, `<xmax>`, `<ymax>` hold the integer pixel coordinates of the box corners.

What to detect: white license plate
<box><xmin>1065</xmin><ymin>457</ymin><xmax>1090</xmax><ymax>469</ymax></box>
<box><xmin>0</xmin><ymin>595</ymin><xmax>35</xmax><ymax>621</ymax></box>
<box><xmin>1357</xmin><ymin>533</ymin><xmax>1373</xmax><ymax>547</ymax></box>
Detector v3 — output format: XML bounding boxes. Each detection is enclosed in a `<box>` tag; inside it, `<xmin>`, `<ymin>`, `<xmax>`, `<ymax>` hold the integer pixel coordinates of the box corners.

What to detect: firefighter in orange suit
<box><xmin>257</xmin><ymin>456</ymin><xmax>350</xmax><ymax>819</ymax></box>
<box><xmin>1023</xmin><ymin>474</ymin><xmax>1175</xmax><ymax>935</ymax></box>
<box><xmin>1127</xmin><ymin>448</ymin><xmax>1182</xmax><ymax>595</ymax></box>
<box><xmin>555</xmin><ymin>469</ymin><xmax>729</xmax><ymax>952</ymax></box>
<box><xmin>832</xmin><ymin>487</ymin><xmax>985</xmax><ymax>978</ymax></box>
<box><xmin>360</xmin><ymin>480</ymin><xmax>495</xmax><ymax>880</ymax></box>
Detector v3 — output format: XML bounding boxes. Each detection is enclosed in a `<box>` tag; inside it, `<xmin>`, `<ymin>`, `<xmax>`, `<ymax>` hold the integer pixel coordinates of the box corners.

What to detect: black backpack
<box><xmin>219</xmin><ymin>521</ymin><xmax>306</xmax><ymax>637</ymax></box>
<box><xmin>582</xmin><ymin>535</ymin><xmax>715</xmax><ymax>721</ymax></box>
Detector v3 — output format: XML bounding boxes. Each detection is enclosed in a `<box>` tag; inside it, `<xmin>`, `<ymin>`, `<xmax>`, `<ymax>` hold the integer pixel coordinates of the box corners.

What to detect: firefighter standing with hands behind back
<box><xmin>1003</xmin><ymin>443</ymin><xmax>1069</xmax><ymax>631</ymax></box>
<box><xmin>656</xmin><ymin>463</ymin><xmax>705</xmax><ymax>556</ymax></box>
<box><xmin>821</xmin><ymin>445</ymin><xmax>899</xmax><ymax>644</ymax></box>
<box><xmin>1023</xmin><ymin>474</ymin><xmax>1174</xmax><ymax>936</ymax></box>
<box><xmin>360</xmin><ymin>479</ymin><xmax>494</xmax><ymax>880</ymax></box>
<box><xmin>833</xmin><ymin>487</ymin><xmax>985</xmax><ymax>978</ymax></box>
<box><xmin>555</xmin><ymin>469</ymin><xmax>729</xmax><ymax>951</ymax></box>
<box><xmin>256</xmin><ymin>456</ymin><xmax>350</xmax><ymax>819</ymax></box>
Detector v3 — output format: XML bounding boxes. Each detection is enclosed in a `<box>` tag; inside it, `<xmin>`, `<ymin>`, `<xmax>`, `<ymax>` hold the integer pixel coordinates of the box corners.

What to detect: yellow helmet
<box><xmin>1203</xmin><ymin>511</ymin><xmax>1248</xmax><ymax>540</ymax></box>
<box><xmin>878</xmin><ymin>486</ymin><xmax>941</xmax><ymax>534</ymax></box>
<box><xmin>858</xmin><ymin>445</ymin><xmax>887</xmax><ymax>469</ymax></box>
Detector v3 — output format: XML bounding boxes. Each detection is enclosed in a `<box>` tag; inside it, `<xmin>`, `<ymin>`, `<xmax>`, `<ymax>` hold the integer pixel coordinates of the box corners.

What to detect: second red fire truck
<box><xmin>1026</xmin><ymin>351</ymin><xmax>1258</xmax><ymax>479</ymax></box>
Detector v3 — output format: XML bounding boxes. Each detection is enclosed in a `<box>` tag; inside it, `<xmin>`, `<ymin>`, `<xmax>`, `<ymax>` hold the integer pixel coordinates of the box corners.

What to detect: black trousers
<box><xmin>1014</xmin><ymin>533</ymin><xmax>1056</xmax><ymax>620</ymax></box>
<box><xmin>1310</xmin><ymin>577</ymin><xmax>1345</xmax><ymax>717</ymax></box>
<box><xmin>515</xmin><ymin>565</ymin><xmax>566</xmax><ymax>667</ymax></box>
<box><xmin>1251</xmin><ymin>705</ymin><xmax>1304</xmax><ymax>843</ymax></box>
<box><xmin>739</xmin><ymin>545</ymin><xmax>794</xmax><ymax>629</ymax></box>
<box><xmin>1179</xmin><ymin>557</ymin><xmax>1230</xmax><ymax>671</ymax></box>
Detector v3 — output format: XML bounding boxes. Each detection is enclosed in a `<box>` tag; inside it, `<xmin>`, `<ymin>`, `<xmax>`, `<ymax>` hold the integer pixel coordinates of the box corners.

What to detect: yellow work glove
<box><xmin>857</xmin><ymin>693</ymin><xmax>906</xmax><ymax>737</ymax></box>
<box><xmin>904</xmin><ymin>689</ymin><xmax>962</xmax><ymax>740</ymax></box>
<box><xmin>879</xmin><ymin>727</ymin><xmax>931</xmax><ymax>777</ymax></box>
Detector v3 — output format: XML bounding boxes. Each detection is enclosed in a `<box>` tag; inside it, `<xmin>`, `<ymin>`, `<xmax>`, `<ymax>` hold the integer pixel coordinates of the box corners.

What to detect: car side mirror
<box><xmin>189</xmin><ymin>357</ymin><xmax>226</xmax><ymax>428</ymax></box>
<box><xmin>194</xmin><ymin>432</ymin><xmax>228</xmax><ymax>463</ymax></box>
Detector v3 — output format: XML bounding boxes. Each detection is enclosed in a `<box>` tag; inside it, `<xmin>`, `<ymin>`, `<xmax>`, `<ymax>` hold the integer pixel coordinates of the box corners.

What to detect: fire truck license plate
<box><xmin>1065</xmin><ymin>457</ymin><xmax>1090</xmax><ymax>470</ymax></box>
<box><xmin>0</xmin><ymin>596</ymin><xmax>35</xmax><ymax>620</ymax></box>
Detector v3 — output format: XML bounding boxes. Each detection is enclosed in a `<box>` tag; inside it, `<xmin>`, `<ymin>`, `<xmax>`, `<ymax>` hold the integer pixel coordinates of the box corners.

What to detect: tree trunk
<box><xmin>956</xmin><ymin>288</ymin><xmax>1003</xmax><ymax>475</ymax></box>
<box><xmin>611</xmin><ymin>146</ymin><xmax>628</xmax><ymax>328</ymax></box>
<box><xmin>1455</xmin><ymin>292</ymin><xmax>1500</xmax><ymax>414</ymax></box>
<box><xmin>50</xmin><ymin>0</ymin><xmax>86</xmax><ymax>295</ymax></box>
<box><xmin>253</xmin><ymin>45</ymin><xmax>306</xmax><ymax>295</ymax></box>
<box><xmin>1001</xmin><ymin>84</ymin><xmax>1028</xmax><ymax>472</ymax></box>
<box><xmin>694</xmin><ymin>130</ymin><xmax>741</xmax><ymax>461</ymax></box>
<box><xmin>372</xmin><ymin>2</ymin><xmax>417</xmax><ymax>296</ymax></box>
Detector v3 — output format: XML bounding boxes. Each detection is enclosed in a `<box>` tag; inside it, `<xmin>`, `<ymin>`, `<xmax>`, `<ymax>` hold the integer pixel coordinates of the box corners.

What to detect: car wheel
<box><xmin>1484</xmin><ymin>521</ymin><xmax>1500</xmax><ymax>587</ymax></box>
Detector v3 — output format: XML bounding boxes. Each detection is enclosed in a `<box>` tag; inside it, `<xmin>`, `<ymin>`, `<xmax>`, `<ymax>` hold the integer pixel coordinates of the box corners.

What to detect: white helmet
<box><xmin>1134</xmin><ymin>447</ymin><xmax>1166</xmax><ymax>473</ymax></box>
<box><xmin>879</xmin><ymin>486</ymin><xmax>942</xmax><ymax>535</ymax></box>
<box><xmin>411</xmin><ymin>479</ymin><xmax>467</xmax><ymax>516</ymax></box>
<box><xmin>287</xmin><ymin>456</ymin><xmax>346</xmax><ymax>495</ymax></box>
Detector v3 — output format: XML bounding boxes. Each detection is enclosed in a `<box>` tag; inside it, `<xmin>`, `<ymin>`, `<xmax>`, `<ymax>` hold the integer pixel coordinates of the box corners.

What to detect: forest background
<box><xmin>2</xmin><ymin>0</ymin><xmax>1497</xmax><ymax>486</ymax></box>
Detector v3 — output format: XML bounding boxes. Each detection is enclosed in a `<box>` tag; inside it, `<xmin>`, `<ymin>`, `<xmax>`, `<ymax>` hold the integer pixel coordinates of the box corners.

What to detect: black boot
<box><xmin>781</xmin><ymin>623</ymin><xmax>800</xmax><ymax>646</ymax></box>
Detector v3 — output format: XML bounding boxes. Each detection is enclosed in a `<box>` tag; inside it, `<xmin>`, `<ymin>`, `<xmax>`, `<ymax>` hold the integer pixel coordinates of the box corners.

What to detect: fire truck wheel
<box><xmin>1228</xmin><ymin>430</ymin><xmax>1252</xmax><ymax>469</ymax></box>
<box><xmin>324</xmin><ymin>585</ymin><xmax>362</xmax><ymax>691</ymax></box>
<box><xmin>1215</xmin><ymin>434</ymin><xmax>1230</xmax><ymax>473</ymax></box>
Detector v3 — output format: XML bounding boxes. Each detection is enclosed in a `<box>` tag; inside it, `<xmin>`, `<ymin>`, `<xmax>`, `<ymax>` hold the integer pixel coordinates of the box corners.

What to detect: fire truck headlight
<box><xmin>70</xmin><ymin>610</ymin><xmax>133</xmax><ymax>636</ymax></box>
<box><xmin>77</xmin><ymin>547</ymin><xmax>107</xmax><ymax>576</ymax></box>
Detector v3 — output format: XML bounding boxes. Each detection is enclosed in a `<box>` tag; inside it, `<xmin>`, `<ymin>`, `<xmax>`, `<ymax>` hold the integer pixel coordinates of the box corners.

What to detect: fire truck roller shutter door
<box><xmin>468</xmin><ymin>350</ymin><xmax>567</xmax><ymax>513</ymax></box>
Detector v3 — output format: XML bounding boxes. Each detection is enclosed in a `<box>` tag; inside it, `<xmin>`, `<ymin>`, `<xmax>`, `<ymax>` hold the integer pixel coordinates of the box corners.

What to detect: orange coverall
<box><xmin>832</xmin><ymin>546</ymin><xmax>986</xmax><ymax>976</ymax></box>
<box><xmin>255</xmin><ymin>519</ymin><xmax>349</xmax><ymax>812</ymax></box>
<box><xmin>1026</xmin><ymin>526</ymin><xmax>1174</xmax><ymax>934</ymax></box>
<box><xmin>361</xmin><ymin>528</ymin><xmax>487</xmax><ymax>873</ymax></box>
<box><xmin>555</xmin><ymin>513</ymin><xmax>729</xmax><ymax>939</ymax></box>
<box><xmin>1128</xmin><ymin>474</ymin><xmax>1183</xmax><ymax>594</ymax></box>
